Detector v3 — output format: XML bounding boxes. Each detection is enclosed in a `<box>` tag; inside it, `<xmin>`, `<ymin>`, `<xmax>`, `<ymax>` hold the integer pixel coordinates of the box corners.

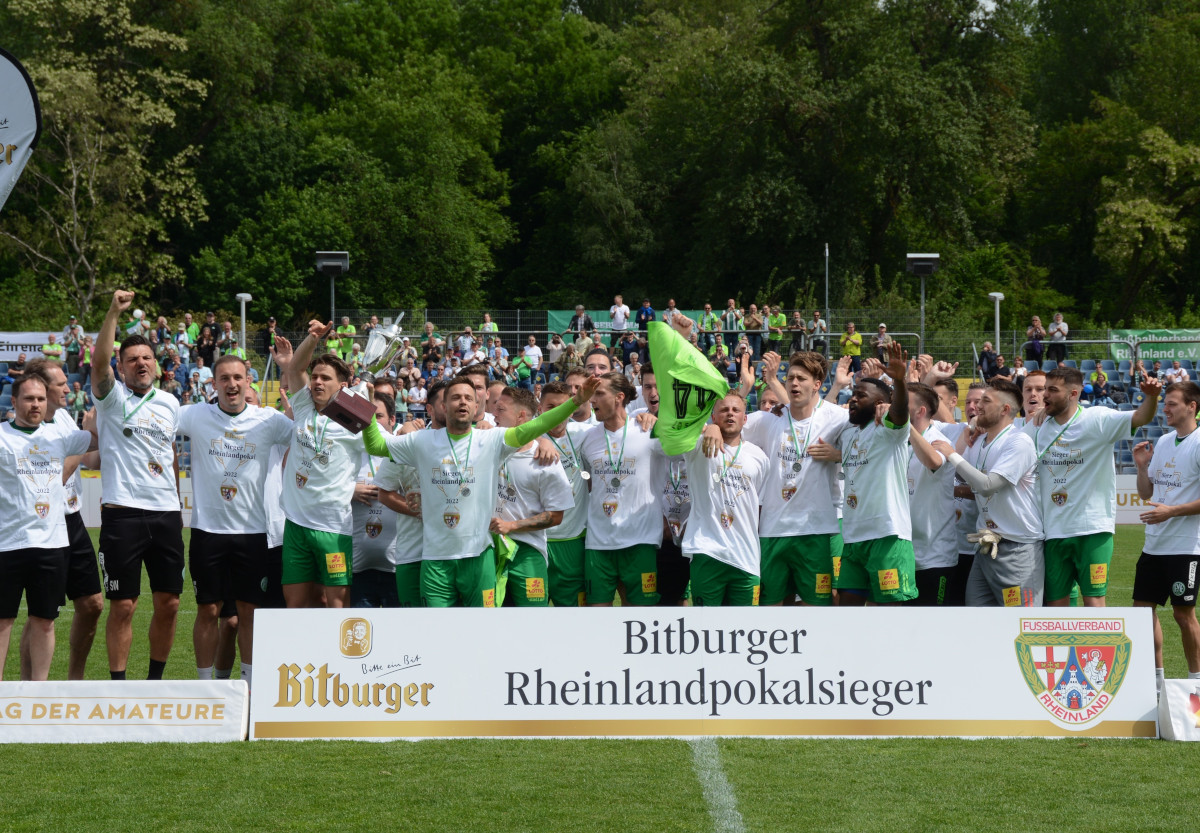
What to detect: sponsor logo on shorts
<box><xmin>1189</xmin><ymin>560</ymin><xmax>1198</xmax><ymax>588</ymax></box>
<box><xmin>525</xmin><ymin>577</ymin><xmax>546</xmax><ymax>601</ymax></box>
<box><xmin>340</xmin><ymin>618</ymin><xmax>371</xmax><ymax>657</ymax></box>
<box><xmin>1173</xmin><ymin>581</ymin><xmax>1187</xmax><ymax>598</ymax></box>
<box><xmin>877</xmin><ymin>569</ymin><xmax>899</xmax><ymax>592</ymax></box>
<box><xmin>1015</xmin><ymin>618</ymin><xmax>1131</xmax><ymax>728</ymax></box>
<box><xmin>832</xmin><ymin>556</ymin><xmax>841</xmax><ymax>579</ymax></box>
<box><xmin>577</xmin><ymin>591</ymin><xmax>586</xmax><ymax>607</ymax></box>
<box><xmin>1089</xmin><ymin>563</ymin><xmax>1107</xmax><ymax>587</ymax></box>
<box><xmin>260</xmin><ymin>577</ymin><xmax>268</xmax><ymax>593</ymax></box>
<box><xmin>1003</xmin><ymin>586</ymin><xmax>1022</xmax><ymax>607</ymax></box>
<box><xmin>752</xmin><ymin>585</ymin><xmax>761</xmax><ymax>606</ymax></box>
<box><xmin>815</xmin><ymin>573</ymin><xmax>831</xmax><ymax>594</ymax></box>
<box><xmin>955</xmin><ymin>508</ymin><xmax>962</xmax><ymax>521</ymax></box>
<box><xmin>443</xmin><ymin>512</ymin><xmax>459</xmax><ymax>529</ymax></box>
<box><xmin>325</xmin><ymin>551</ymin><xmax>347</xmax><ymax>577</ymax></box>
<box><xmin>482</xmin><ymin>588</ymin><xmax>495</xmax><ymax>608</ymax></box>
<box><xmin>641</xmin><ymin>572</ymin><xmax>657</xmax><ymax>593</ymax></box>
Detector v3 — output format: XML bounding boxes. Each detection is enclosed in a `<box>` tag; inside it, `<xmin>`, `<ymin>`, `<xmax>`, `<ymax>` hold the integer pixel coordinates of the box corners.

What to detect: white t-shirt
<box><xmin>546</xmin><ymin>422</ymin><xmax>592</xmax><ymax>541</ymax></box>
<box><xmin>1049</xmin><ymin>320</ymin><xmax>1068</xmax><ymax>342</ymax></box>
<box><xmin>838</xmin><ymin>418</ymin><xmax>912</xmax><ymax>544</ymax></box>
<box><xmin>939</xmin><ymin>422</ymin><xmax>979</xmax><ymax>553</ymax></box>
<box><xmin>609</xmin><ymin>304</ymin><xmax>631</xmax><ymax>332</ymax></box>
<box><xmin>579</xmin><ymin>419</ymin><xmax>665</xmax><ymax>550</ymax></box>
<box><xmin>964</xmin><ymin>425</ymin><xmax>1042</xmax><ymax>543</ymax></box>
<box><xmin>48</xmin><ymin>409</ymin><xmax>84</xmax><ymax>515</ymax></box>
<box><xmin>681</xmin><ymin>439</ymin><xmax>769</xmax><ymax>575</ymax></box>
<box><xmin>495</xmin><ymin>445</ymin><xmax>574</xmax><ymax>559</ymax></box>
<box><xmin>383</xmin><ymin>426</ymin><xmax>520</xmax><ymax>560</ymax></box>
<box><xmin>281</xmin><ymin>388</ymin><xmax>364</xmax><ymax>535</ymax></box>
<box><xmin>1024</xmin><ymin>406</ymin><xmax>1132</xmax><ymax>539</ymax></box>
<box><xmin>1143</xmin><ymin>430</ymin><xmax>1200</xmax><ymax>555</ymax></box>
<box><xmin>94</xmin><ymin>381</ymin><xmax>181</xmax><ymax>511</ymax></box>
<box><xmin>374</xmin><ymin>458</ymin><xmax>422</xmax><ymax>565</ymax></box>
<box><xmin>0</xmin><ymin>421</ymin><xmax>91</xmax><ymax>551</ymax></box>
<box><xmin>661</xmin><ymin>455</ymin><xmax>691</xmax><ymax>546</ymax></box>
<box><xmin>907</xmin><ymin>423</ymin><xmax>958</xmax><ymax>569</ymax></box>
<box><xmin>742</xmin><ymin>402</ymin><xmax>848</xmax><ymax>538</ymax></box>
<box><xmin>351</xmin><ymin>454</ymin><xmax>399</xmax><ymax>573</ymax></box>
<box><xmin>177</xmin><ymin>403</ymin><xmax>293</xmax><ymax>534</ymax></box>
<box><xmin>264</xmin><ymin>445</ymin><xmax>286</xmax><ymax>549</ymax></box>
<box><xmin>523</xmin><ymin>344</ymin><xmax>543</xmax><ymax>369</ymax></box>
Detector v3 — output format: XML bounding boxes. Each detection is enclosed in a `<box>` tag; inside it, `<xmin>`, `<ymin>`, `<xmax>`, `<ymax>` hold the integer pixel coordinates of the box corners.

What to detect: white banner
<box><xmin>0</xmin><ymin>331</ymin><xmax>100</xmax><ymax>363</ymax></box>
<box><xmin>1158</xmin><ymin>679</ymin><xmax>1200</xmax><ymax>741</ymax></box>
<box><xmin>0</xmin><ymin>48</ymin><xmax>40</xmax><ymax>213</ymax></box>
<box><xmin>250</xmin><ymin>608</ymin><xmax>1157</xmax><ymax>740</ymax></box>
<box><xmin>0</xmin><ymin>680</ymin><xmax>248</xmax><ymax>742</ymax></box>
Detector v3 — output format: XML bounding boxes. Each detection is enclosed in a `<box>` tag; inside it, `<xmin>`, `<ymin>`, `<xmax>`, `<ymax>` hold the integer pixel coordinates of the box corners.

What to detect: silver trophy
<box><xmin>358</xmin><ymin>313</ymin><xmax>406</xmax><ymax>383</ymax></box>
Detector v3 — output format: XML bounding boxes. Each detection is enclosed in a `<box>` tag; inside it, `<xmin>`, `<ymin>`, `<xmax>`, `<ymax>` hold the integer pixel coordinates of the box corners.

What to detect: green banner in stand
<box><xmin>1110</xmin><ymin>330</ymin><xmax>1200</xmax><ymax>362</ymax></box>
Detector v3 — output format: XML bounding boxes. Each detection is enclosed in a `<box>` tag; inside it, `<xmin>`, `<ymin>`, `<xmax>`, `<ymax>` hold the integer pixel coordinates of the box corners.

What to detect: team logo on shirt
<box><xmin>603</xmin><ymin>499</ymin><xmax>618</xmax><ymax>517</ymax></box>
<box><xmin>443</xmin><ymin>512</ymin><xmax>459</xmax><ymax>529</ymax></box>
<box><xmin>781</xmin><ymin>486</ymin><xmax>796</xmax><ymax>501</ymax></box>
<box><xmin>985</xmin><ymin>518</ymin><xmax>998</xmax><ymax>530</ymax></box>
<box><xmin>295</xmin><ymin>473</ymin><xmax>308</xmax><ymax>489</ymax></box>
<box><xmin>1051</xmin><ymin>489</ymin><xmax>1068</xmax><ymax>507</ymax></box>
<box><xmin>148</xmin><ymin>460</ymin><xmax>164</xmax><ymax>477</ymax></box>
<box><xmin>719</xmin><ymin>512</ymin><xmax>734</xmax><ymax>529</ymax></box>
<box><xmin>845</xmin><ymin>494</ymin><xmax>858</xmax><ymax>509</ymax></box>
<box><xmin>1015</xmin><ymin>618</ymin><xmax>1131</xmax><ymax>727</ymax></box>
<box><xmin>35</xmin><ymin>502</ymin><xmax>50</xmax><ymax>519</ymax></box>
<box><xmin>220</xmin><ymin>485</ymin><xmax>238</xmax><ymax>501</ymax></box>
<box><xmin>366</xmin><ymin>522</ymin><xmax>382</xmax><ymax>538</ymax></box>
<box><xmin>67</xmin><ymin>495</ymin><xmax>78</xmax><ymax>511</ymax></box>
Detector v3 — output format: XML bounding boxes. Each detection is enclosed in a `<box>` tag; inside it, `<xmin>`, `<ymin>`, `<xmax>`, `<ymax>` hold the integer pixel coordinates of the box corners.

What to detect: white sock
<box><xmin>1188</xmin><ymin>671</ymin><xmax>1200</xmax><ymax>680</ymax></box>
<box><xmin>241</xmin><ymin>663</ymin><xmax>252</xmax><ymax>688</ymax></box>
<box><xmin>215</xmin><ymin>667</ymin><xmax>232</xmax><ymax>680</ymax></box>
<box><xmin>196</xmin><ymin>666</ymin><xmax>213</xmax><ymax>680</ymax></box>
<box><xmin>1156</xmin><ymin>667</ymin><xmax>1165</xmax><ymax>691</ymax></box>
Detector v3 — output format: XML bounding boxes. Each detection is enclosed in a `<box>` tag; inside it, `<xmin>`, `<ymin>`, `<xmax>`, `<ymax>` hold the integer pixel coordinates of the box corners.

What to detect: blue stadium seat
<box><xmin>0</xmin><ymin>362</ymin><xmax>8</xmax><ymax>375</ymax></box>
<box><xmin>1118</xmin><ymin>360</ymin><xmax>1132</xmax><ymax>374</ymax></box>
<box><xmin>1116</xmin><ymin>448</ymin><xmax>1134</xmax><ymax>468</ymax></box>
<box><xmin>1080</xmin><ymin>359</ymin><xmax>1096</xmax><ymax>374</ymax></box>
<box><xmin>1101</xmin><ymin>360</ymin><xmax>1116</xmax><ymax>373</ymax></box>
<box><xmin>1041</xmin><ymin>360</ymin><xmax>1058</xmax><ymax>372</ymax></box>
<box><xmin>1062</xmin><ymin>360</ymin><xmax>1077</xmax><ymax>369</ymax></box>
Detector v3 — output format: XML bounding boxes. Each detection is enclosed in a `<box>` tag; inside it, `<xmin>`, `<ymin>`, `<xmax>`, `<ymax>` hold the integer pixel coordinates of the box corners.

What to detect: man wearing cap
<box><xmin>566</xmin><ymin>306</ymin><xmax>594</xmax><ymax>343</ymax></box>
<box><xmin>62</xmin><ymin>316</ymin><xmax>84</xmax><ymax>374</ymax></box>
<box><xmin>872</xmin><ymin>324</ymin><xmax>893</xmax><ymax>361</ymax></box>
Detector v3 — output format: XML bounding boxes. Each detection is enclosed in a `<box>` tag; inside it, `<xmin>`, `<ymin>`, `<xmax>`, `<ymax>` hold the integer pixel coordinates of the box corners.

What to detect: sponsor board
<box><xmin>0</xmin><ymin>331</ymin><xmax>99</xmax><ymax>363</ymax></box>
<box><xmin>250</xmin><ymin>608</ymin><xmax>1156</xmax><ymax>740</ymax></box>
<box><xmin>0</xmin><ymin>680</ymin><xmax>248</xmax><ymax>742</ymax></box>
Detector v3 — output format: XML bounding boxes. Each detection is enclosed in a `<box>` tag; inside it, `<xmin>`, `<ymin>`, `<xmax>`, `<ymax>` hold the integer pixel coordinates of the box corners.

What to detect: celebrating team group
<box><xmin>3</xmin><ymin>291</ymin><xmax>1198</xmax><ymax>688</ymax></box>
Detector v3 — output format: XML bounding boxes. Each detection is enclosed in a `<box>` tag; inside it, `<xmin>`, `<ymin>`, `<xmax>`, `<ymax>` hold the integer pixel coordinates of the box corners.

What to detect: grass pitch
<box><xmin>1</xmin><ymin>526</ymin><xmax>1198</xmax><ymax>832</ymax></box>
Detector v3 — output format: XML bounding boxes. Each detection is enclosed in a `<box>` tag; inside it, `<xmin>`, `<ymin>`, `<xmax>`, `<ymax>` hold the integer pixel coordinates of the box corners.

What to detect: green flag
<box><xmin>647</xmin><ymin>321</ymin><xmax>730</xmax><ymax>454</ymax></box>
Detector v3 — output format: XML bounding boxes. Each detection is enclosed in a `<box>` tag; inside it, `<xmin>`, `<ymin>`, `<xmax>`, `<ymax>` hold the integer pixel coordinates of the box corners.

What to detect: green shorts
<box><xmin>281</xmin><ymin>520</ymin><xmax>352</xmax><ymax>587</ymax></box>
<box><xmin>505</xmin><ymin>543</ymin><xmax>549</xmax><ymax>607</ymax></box>
<box><xmin>835</xmin><ymin>535</ymin><xmax>917</xmax><ymax>604</ymax></box>
<box><xmin>420</xmin><ymin>548</ymin><xmax>496</xmax><ymax>608</ymax></box>
<box><xmin>760</xmin><ymin>534</ymin><xmax>839</xmax><ymax>606</ymax></box>
<box><xmin>1044</xmin><ymin>533</ymin><xmax>1112</xmax><ymax>601</ymax></box>
<box><xmin>585</xmin><ymin>544</ymin><xmax>660</xmax><ymax>605</ymax></box>
<box><xmin>548</xmin><ymin>534</ymin><xmax>586</xmax><ymax>607</ymax></box>
<box><xmin>395</xmin><ymin>561</ymin><xmax>422</xmax><ymax>608</ymax></box>
<box><xmin>690</xmin><ymin>554</ymin><xmax>759</xmax><ymax>607</ymax></box>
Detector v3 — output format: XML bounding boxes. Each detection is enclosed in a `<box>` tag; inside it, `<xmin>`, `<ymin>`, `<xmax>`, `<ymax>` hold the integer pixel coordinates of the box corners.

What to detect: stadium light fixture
<box><xmin>988</xmin><ymin>292</ymin><xmax>1005</xmax><ymax>355</ymax></box>
<box><xmin>315</xmin><ymin>251</ymin><xmax>350</xmax><ymax>323</ymax></box>
<box><xmin>906</xmin><ymin>253</ymin><xmax>940</xmax><ymax>347</ymax></box>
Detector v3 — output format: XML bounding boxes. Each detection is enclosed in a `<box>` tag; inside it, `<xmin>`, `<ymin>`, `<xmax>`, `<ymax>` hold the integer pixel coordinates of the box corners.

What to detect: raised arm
<box><xmin>284</xmin><ymin>321</ymin><xmax>331</xmax><ymax>396</ymax></box>
<box><xmin>92</xmin><ymin>290</ymin><xmax>134</xmax><ymax>399</ymax></box>
<box><xmin>1131</xmin><ymin>377</ymin><xmax>1162</xmax><ymax>430</ymax></box>
<box><xmin>503</xmin><ymin>376</ymin><xmax>600</xmax><ymax>447</ymax></box>
<box><xmin>884</xmin><ymin>341</ymin><xmax>909</xmax><ymax>426</ymax></box>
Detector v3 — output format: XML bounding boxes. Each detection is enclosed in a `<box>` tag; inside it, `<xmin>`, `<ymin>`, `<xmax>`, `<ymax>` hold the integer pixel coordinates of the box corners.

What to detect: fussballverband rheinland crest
<box><xmin>1015</xmin><ymin>618</ymin><xmax>1132</xmax><ymax>726</ymax></box>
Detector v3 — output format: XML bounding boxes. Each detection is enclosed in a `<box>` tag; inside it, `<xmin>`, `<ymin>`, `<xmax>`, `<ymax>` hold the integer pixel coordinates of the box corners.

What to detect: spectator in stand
<box><xmin>618</xmin><ymin>330</ymin><xmax>640</xmax><ymax>367</ymax></box>
<box><xmin>1166</xmin><ymin>360</ymin><xmax>1190</xmax><ymax>384</ymax></box>
<box><xmin>407</xmin><ymin>377</ymin><xmax>427</xmax><ymax>420</ymax></box>
<box><xmin>662</xmin><ymin>298</ymin><xmax>679</xmax><ymax>326</ymax></box>
<box><xmin>183</xmin><ymin>312</ymin><xmax>200</xmax><ymax>345</ymax></box>
<box><xmin>1047</xmin><ymin>312</ymin><xmax>1068</xmax><ymax>362</ymax></box>
<box><xmin>198</xmin><ymin>311</ymin><xmax>219</xmax><ymax>368</ymax></box>
<box><xmin>217</xmin><ymin>320</ymin><xmax>234</xmax><ymax>356</ymax></box>
<box><xmin>1012</xmin><ymin>356</ymin><xmax>1028</xmax><ymax>379</ymax></box>
<box><xmin>993</xmin><ymin>354</ymin><xmax>1013</xmax><ymax>378</ymax></box>
<box><xmin>154</xmin><ymin>315</ymin><xmax>171</xmax><ymax>346</ymax></box>
<box><xmin>625</xmin><ymin>354</ymin><xmax>642</xmax><ymax>384</ymax></box>
<box><xmin>67</xmin><ymin>380</ymin><xmax>89</xmax><ymax>425</ymax></box>
<box><xmin>1090</xmin><ymin>371</ymin><xmax>1115</xmax><ymax>407</ymax></box>
<box><xmin>698</xmin><ymin>303</ymin><xmax>720</xmax><ymax>353</ymax></box>
<box><xmin>175</xmin><ymin>323</ymin><xmax>193</xmax><ymax>363</ymax></box>
<box><xmin>557</xmin><ymin>343</ymin><xmax>581</xmax><ymax>378</ymax></box>
<box><xmin>978</xmin><ymin>341</ymin><xmax>999</xmax><ymax>380</ymax></box>
<box><xmin>743</xmin><ymin>304</ymin><xmax>764</xmax><ymax>360</ymax></box>
<box><xmin>565</xmin><ymin>305</ymin><xmax>594</xmax><ymax>342</ymax></box>
<box><xmin>336</xmin><ymin>316</ymin><xmax>356</xmax><ymax>358</ymax></box>
<box><xmin>546</xmin><ymin>334</ymin><xmax>566</xmax><ymax>370</ymax></box>
<box><xmin>41</xmin><ymin>333</ymin><xmax>64</xmax><ymax>364</ymax></box>
<box><xmin>809</xmin><ymin>310</ymin><xmax>829</xmax><ymax>355</ymax></box>
<box><xmin>787</xmin><ymin>311</ymin><xmax>807</xmax><ymax>355</ymax></box>
<box><xmin>839</xmin><ymin>321</ymin><xmax>863</xmax><ymax>373</ymax></box>
<box><xmin>720</xmin><ymin>299</ymin><xmax>743</xmax><ymax>342</ymax></box>
<box><xmin>609</xmin><ymin>294</ymin><xmax>631</xmax><ymax>347</ymax></box>
<box><xmin>260</xmin><ymin>316</ymin><xmax>280</xmax><ymax>377</ymax></box>
<box><xmin>491</xmin><ymin>338</ymin><xmax>510</xmax><ymax>370</ymax></box>
<box><xmin>575</xmin><ymin>329</ymin><xmax>595</xmax><ymax>358</ymax></box>
<box><xmin>479</xmin><ymin>313</ymin><xmax>498</xmax><ymax>336</ymax></box>
<box><xmin>421</xmin><ymin>321</ymin><xmax>444</xmax><ymax>356</ymax></box>
<box><xmin>62</xmin><ymin>315</ymin><xmax>83</xmax><ymax>373</ymax></box>
<box><xmin>1150</xmin><ymin>360</ymin><xmax>1167</xmax><ymax>382</ymax></box>
<box><xmin>79</xmin><ymin>338</ymin><xmax>92</xmax><ymax>379</ymax></box>
<box><xmin>1025</xmin><ymin>315</ymin><xmax>1046</xmax><ymax>364</ymax></box>
<box><xmin>635</xmin><ymin>299</ymin><xmax>656</xmax><ymax>332</ymax></box>
<box><xmin>766</xmin><ymin>305</ymin><xmax>787</xmax><ymax>355</ymax></box>
<box><xmin>362</xmin><ymin>314</ymin><xmax>380</xmax><ymax>338</ymax></box>
<box><xmin>871</xmin><ymin>323</ymin><xmax>893</xmax><ymax>361</ymax></box>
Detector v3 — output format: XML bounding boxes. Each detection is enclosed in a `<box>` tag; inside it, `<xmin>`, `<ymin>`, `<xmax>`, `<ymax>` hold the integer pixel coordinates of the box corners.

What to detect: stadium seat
<box><xmin>1118</xmin><ymin>360</ymin><xmax>1132</xmax><ymax>375</ymax></box>
<box><xmin>1117</xmin><ymin>403</ymin><xmax>1136</xmax><ymax>411</ymax></box>
<box><xmin>1100</xmin><ymin>359</ymin><xmax>1116</xmax><ymax>372</ymax></box>
<box><xmin>0</xmin><ymin>394</ymin><xmax>11</xmax><ymax>409</ymax></box>
<box><xmin>1145</xmin><ymin>425</ymin><xmax>1164</xmax><ymax>442</ymax></box>
<box><xmin>1181</xmin><ymin>359</ymin><xmax>1194</xmax><ymax>372</ymax></box>
<box><xmin>1080</xmin><ymin>359</ymin><xmax>1096</xmax><ymax>374</ymax></box>
<box><xmin>1062</xmin><ymin>360</ymin><xmax>1077</xmax><ymax>369</ymax></box>
<box><xmin>0</xmin><ymin>362</ymin><xmax>8</xmax><ymax>375</ymax></box>
<box><xmin>1041</xmin><ymin>360</ymin><xmax>1057</xmax><ymax>372</ymax></box>
<box><xmin>1116</xmin><ymin>448</ymin><xmax>1134</xmax><ymax>468</ymax></box>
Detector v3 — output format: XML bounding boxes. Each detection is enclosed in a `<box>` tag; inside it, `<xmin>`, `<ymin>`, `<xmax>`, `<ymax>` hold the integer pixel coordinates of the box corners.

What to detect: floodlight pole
<box><xmin>315</xmin><ymin>251</ymin><xmax>350</xmax><ymax>324</ymax></box>
<box><xmin>235</xmin><ymin>293</ymin><xmax>252</xmax><ymax>353</ymax></box>
<box><xmin>988</xmin><ymin>292</ymin><xmax>1005</xmax><ymax>352</ymax></box>
<box><xmin>906</xmin><ymin>253</ymin><xmax>940</xmax><ymax>349</ymax></box>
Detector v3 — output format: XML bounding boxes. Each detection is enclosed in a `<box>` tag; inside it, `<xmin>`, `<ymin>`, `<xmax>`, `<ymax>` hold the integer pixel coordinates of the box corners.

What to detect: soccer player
<box><xmin>0</xmin><ymin>375</ymin><xmax>94</xmax><ymax>679</ymax></box>
<box><xmin>1027</xmin><ymin>367</ymin><xmax>1160</xmax><ymax>607</ymax></box>
<box><xmin>948</xmin><ymin>382</ymin><xmax>987</xmax><ymax>605</ymax></box>
<box><xmin>375</xmin><ymin>418</ymin><xmax>424</xmax><ymax>608</ymax></box>
<box><xmin>933</xmin><ymin>379</ymin><xmax>1043</xmax><ymax>607</ymax></box>
<box><xmin>578</xmin><ymin>372</ymin><xmax>670</xmax><ymax>606</ymax></box>
<box><xmin>1132</xmin><ymin>381</ymin><xmax>1200</xmax><ymax>685</ymax></box>
<box><xmin>1014</xmin><ymin>370</ymin><xmax>1046</xmax><ymax>428</ymax></box>
<box><xmin>489</xmin><ymin>387</ymin><xmax>574</xmax><ymax>606</ymax></box>
<box><xmin>836</xmin><ymin>342</ymin><xmax>917</xmax><ymax>605</ymax></box>
<box><xmin>683</xmin><ymin>393</ymin><xmax>769</xmax><ymax>605</ymax></box>
<box><xmin>565</xmin><ymin>366</ymin><xmax>601</xmax><ymax>425</ymax></box>
<box><xmin>350</xmin><ymin>392</ymin><xmax>403</xmax><ymax>608</ymax></box>
<box><xmin>16</xmin><ymin>359</ymin><xmax>103</xmax><ymax>680</ymax></box>
<box><xmin>905</xmin><ymin>382</ymin><xmax>958</xmax><ymax>605</ymax></box>
<box><xmin>742</xmin><ymin>351</ymin><xmax>848</xmax><ymax>606</ymax></box>
<box><xmin>362</xmin><ymin>375</ymin><xmax>600</xmax><ymax>607</ymax></box>
<box><xmin>541</xmin><ymin>382</ymin><xmax>593</xmax><ymax>607</ymax></box>
<box><xmin>92</xmin><ymin>290</ymin><xmax>186</xmax><ymax>680</ymax></box>
<box><xmin>277</xmin><ymin>321</ymin><xmax>371</xmax><ymax>609</ymax></box>
<box><xmin>177</xmin><ymin>353</ymin><xmax>293</xmax><ymax>683</ymax></box>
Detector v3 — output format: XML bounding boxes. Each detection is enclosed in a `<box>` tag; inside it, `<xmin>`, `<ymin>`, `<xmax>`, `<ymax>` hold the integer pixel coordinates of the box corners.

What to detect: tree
<box><xmin>0</xmin><ymin>0</ymin><xmax>207</xmax><ymax>322</ymax></box>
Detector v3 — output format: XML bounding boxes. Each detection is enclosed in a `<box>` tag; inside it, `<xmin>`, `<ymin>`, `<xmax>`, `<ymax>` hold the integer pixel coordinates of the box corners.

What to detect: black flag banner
<box><xmin>0</xmin><ymin>46</ymin><xmax>41</xmax><ymax>213</ymax></box>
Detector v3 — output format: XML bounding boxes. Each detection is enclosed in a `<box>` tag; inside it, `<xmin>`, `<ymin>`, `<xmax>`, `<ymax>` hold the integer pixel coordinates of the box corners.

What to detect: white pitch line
<box><xmin>689</xmin><ymin>737</ymin><xmax>747</xmax><ymax>833</ymax></box>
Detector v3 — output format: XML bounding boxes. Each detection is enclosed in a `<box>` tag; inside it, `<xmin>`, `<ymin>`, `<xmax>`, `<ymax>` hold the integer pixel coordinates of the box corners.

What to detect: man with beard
<box><xmin>362</xmin><ymin>376</ymin><xmax>600</xmax><ymax>607</ymax></box>
<box><xmin>947</xmin><ymin>382</ymin><xmax>987</xmax><ymax>605</ymax></box>
<box><xmin>92</xmin><ymin>290</ymin><xmax>186</xmax><ymax>680</ymax></box>
<box><xmin>904</xmin><ymin>382</ymin><xmax>958</xmax><ymax>605</ymax></box>
<box><xmin>741</xmin><ymin>351</ymin><xmax>848</xmax><ymax>606</ymax></box>
<box><xmin>682</xmin><ymin>393</ymin><xmax>770</xmax><ymax>605</ymax></box>
<box><xmin>836</xmin><ymin>342</ymin><xmax>917</xmax><ymax>605</ymax></box>
<box><xmin>1026</xmin><ymin>366</ymin><xmax>1160</xmax><ymax>606</ymax></box>
<box><xmin>177</xmin><ymin>354</ymin><xmax>293</xmax><ymax>685</ymax></box>
<box><xmin>933</xmin><ymin>378</ymin><xmax>1043</xmax><ymax>607</ymax></box>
